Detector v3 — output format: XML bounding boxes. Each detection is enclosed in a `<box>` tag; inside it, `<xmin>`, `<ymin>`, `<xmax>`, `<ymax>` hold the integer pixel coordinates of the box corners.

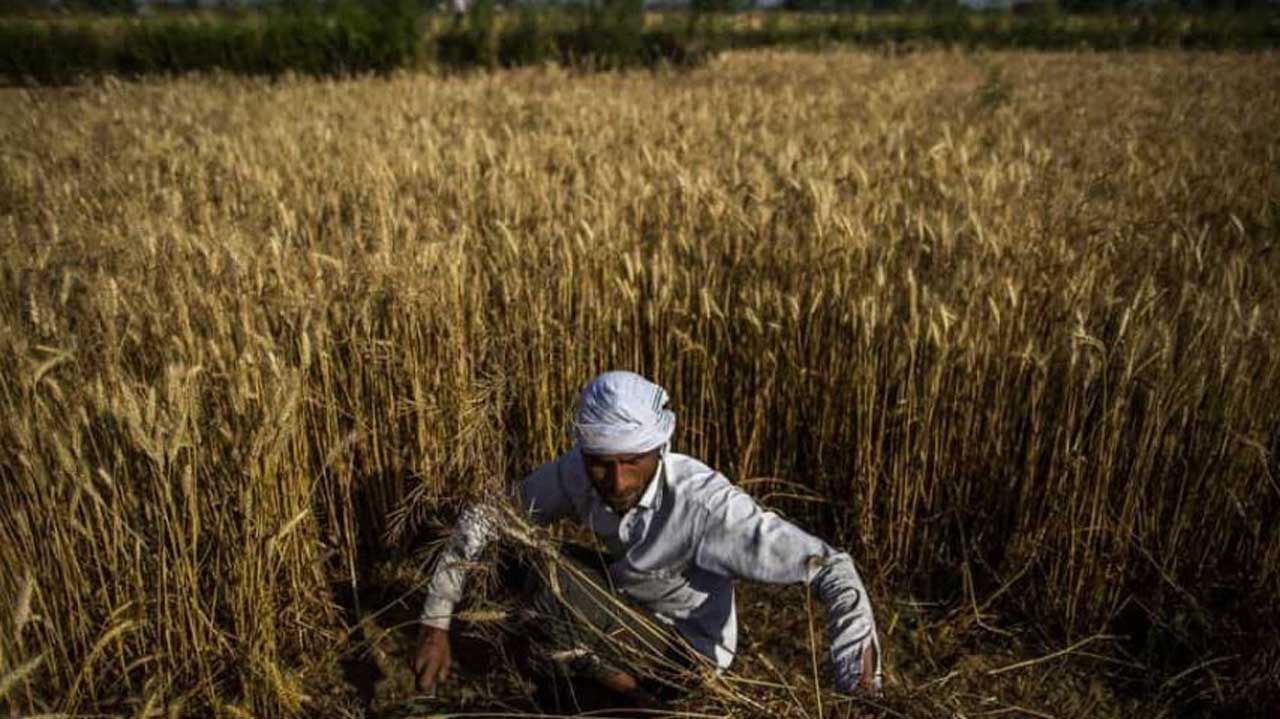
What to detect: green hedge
<box><xmin>0</xmin><ymin>0</ymin><xmax>425</xmax><ymax>84</ymax></box>
<box><xmin>720</xmin><ymin>11</ymin><xmax>1280</xmax><ymax>51</ymax></box>
<box><xmin>433</xmin><ymin>0</ymin><xmax>710</xmax><ymax>71</ymax></box>
<box><xmin>1</xmin><ymin>8</ymin><xmax>1278</xmax><ymax>84</ymax></box>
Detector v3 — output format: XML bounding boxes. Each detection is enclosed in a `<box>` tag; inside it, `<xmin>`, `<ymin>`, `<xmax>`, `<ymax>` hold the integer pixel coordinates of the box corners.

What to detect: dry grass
<box><xmin>0</xmin><ymin>49</ymin><xmax>1277</xmax><ymax>718</ymax></box>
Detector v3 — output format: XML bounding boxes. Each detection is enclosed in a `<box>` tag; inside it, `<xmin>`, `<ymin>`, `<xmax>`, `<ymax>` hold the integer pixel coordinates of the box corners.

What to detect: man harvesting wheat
<box><xmin>412</xmin><ymin>370</ymin><xmax>882</xmax><ymax>707</ymax></box>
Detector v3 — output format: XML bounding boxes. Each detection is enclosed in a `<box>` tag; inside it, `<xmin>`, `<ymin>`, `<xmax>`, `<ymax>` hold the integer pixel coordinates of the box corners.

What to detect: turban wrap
<box><xmin>572</xmin><ymin>371</ymin><xmax>676</xmax><ymax>455</ymax></box>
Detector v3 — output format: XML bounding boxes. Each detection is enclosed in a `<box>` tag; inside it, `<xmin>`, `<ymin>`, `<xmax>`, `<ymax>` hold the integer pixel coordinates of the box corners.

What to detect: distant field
<box><xmin>1</xmin><ymin>50</ymin><xmax>1277</xmax><ymax>717</ymax></box>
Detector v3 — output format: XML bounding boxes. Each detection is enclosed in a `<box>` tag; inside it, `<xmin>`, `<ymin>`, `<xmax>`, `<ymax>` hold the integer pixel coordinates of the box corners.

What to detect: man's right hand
<box><xmin>411</xmin><ymin>625</ymin><xmax>452</xmax><ymax>694</ymax></box>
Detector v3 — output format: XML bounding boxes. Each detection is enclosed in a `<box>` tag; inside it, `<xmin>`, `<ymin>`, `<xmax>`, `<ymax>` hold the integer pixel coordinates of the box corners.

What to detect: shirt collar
<box><xmin>635</xmin><ymin>457</ymin><xmax>665</xmax><ymax>511</ymax></box>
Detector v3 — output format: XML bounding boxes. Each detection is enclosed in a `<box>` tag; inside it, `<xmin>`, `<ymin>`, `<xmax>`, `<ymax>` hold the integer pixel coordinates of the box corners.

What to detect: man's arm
<box><xmin>418</xmin><ymin>504</ymin><xmax>500</xmax><ymax>630</ymax></box>
<box><xmin>420</xmin><ymin>452</ymin><xmax>580</xmax><ymax>628</ymax></box>
<box><xmin>414</xmin><ymin>453</ymin><xmax>579</xmax><ymax>691</ymax></box>
<box><xmin>691</xmin><ymin>477</ymin><xmax>881</xmax><ymax>694</ymax></box>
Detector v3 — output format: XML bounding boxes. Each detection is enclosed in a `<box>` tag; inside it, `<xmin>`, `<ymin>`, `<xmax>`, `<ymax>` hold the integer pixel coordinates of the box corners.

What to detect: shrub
<box><xmin>436</xmin><ymin>0</ymin><xmax>498</xmax><ymax>68</ymax></box>
<box><xmin>498</xmin><ymin>7</ymin><xmax>557</xmax><ymax>67</ymax></box>
<box><xmin>1</xmin><ymin>8</ymin><xmax>1278</xmax><ymax>83</ymax></box>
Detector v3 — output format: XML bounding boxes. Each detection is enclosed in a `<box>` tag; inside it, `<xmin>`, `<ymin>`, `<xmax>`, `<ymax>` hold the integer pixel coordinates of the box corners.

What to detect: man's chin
<box><xmin>607</xmin><ymin>497</ymin><xmax>636</xmax><ymax>513</ymax></box>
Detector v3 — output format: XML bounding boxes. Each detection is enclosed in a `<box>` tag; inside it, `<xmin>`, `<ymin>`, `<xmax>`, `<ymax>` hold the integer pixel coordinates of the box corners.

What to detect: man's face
<box><xmin>582</xmin><ymin>449</ymin><xmax>660</xmax><ymax>514</ymax></box>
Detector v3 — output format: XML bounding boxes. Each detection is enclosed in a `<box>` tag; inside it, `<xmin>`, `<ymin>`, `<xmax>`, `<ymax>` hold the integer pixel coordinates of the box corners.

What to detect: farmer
<box><xmin>413</xmin><ymin>370</ymin><xmax>882</xmax><ymax>705</ymax></box>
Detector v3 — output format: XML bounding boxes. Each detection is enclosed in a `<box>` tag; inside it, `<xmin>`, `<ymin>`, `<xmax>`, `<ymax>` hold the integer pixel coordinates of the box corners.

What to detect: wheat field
<box><xmin>1</xmin><ymin>50</ymin><xmax>1278</xmax><ymax>718</ymax></box>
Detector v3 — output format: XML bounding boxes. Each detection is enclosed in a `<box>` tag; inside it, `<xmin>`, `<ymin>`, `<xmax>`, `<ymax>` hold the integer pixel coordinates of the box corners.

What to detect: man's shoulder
<box><xmin>664</xmin><ymin>451</ymin><xmax>717</xmax><ymax>481</ymax></box>
<box><xmin>663</xmin><ymin>452</ymin><xmax>734</xmax><ymax>505</ymax></box>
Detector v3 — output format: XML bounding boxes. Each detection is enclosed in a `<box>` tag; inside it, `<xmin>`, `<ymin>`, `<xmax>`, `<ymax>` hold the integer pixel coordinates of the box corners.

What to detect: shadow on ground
<box><xmin>330</xmin><ymin>557</ymin><xmax>668</xmax><ymax>718</ymax></box>
<box><xmin>323</xmin><ymin>552</ymin><xmax>1268</xmax><ymax>718</ymax></box>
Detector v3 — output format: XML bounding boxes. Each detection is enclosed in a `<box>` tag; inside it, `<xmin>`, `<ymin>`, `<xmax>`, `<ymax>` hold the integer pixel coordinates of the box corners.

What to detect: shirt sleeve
<box><xmin>419</xmin><ymin>453</ymin><xmax>578</xmax><ymax>629</ymax></box>
<box><xmin>691</xmin><ymin>477</ymin><xmax>881</xmax><ymax>693</ymax></box>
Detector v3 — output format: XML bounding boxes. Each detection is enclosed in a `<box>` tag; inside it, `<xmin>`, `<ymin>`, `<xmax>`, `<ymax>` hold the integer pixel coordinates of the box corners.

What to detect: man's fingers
<box><xmin>411</xmin><ymin>628</ymin><xmax>450</xmax><ymax>694</ymax></box>
<box><xmin>417</xmin><ymin>660</ymin><xmax>432</xmax><ymax>690</ymax></box>
<box><xmin>418</xmin><ymin>659</ymin><xmax>439</xmax><ymax>693</ymax></box>
<box><xmin>415</xmin><ymin>649</ymin><xmax>441</xmax><ymax>692</ymax></box>
<box><xmin>858</xmin><ymin>641</ymin><xmax>877</xmax><ymax>690</ymax></box>
<box><xmin>411</xmin><ymin>632</ymin><xmax>433</xmax><ymax>675</ymax></box>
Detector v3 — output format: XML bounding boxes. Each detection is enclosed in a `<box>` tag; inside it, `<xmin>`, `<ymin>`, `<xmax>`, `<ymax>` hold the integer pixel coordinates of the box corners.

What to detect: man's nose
<box><xmin>604</xmin><ymin>462</ymin><xmax>621</xmax><ymax>489</ymax></box>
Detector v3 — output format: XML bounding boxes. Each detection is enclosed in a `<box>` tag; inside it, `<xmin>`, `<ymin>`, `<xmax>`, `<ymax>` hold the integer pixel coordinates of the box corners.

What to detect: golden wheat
<box><xmin>0</xmin><ymin>49</ymin><xmax>1276</xmax><ymax>717</ymax></box>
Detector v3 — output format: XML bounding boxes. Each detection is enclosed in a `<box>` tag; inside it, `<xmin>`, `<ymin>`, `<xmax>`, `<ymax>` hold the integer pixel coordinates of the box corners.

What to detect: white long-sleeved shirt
<box><xmin>420</xmin><ymin>448</ymin><xmax>882</xmax><ymax>692</ymax></box>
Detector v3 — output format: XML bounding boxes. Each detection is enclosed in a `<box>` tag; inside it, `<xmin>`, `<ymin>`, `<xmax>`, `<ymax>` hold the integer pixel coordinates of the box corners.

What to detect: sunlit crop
<box><xmin>1</xmin><ymin>50</ymin><xmax>1277</xmax><ymax>717</ymax></box>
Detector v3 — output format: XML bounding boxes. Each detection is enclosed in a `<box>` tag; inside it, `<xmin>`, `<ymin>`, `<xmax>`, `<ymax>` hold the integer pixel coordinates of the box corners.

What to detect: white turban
<box><xmin>572</xmin><ymin>371</ymin><xmax>676</xmax><ymax>455</ymax></box>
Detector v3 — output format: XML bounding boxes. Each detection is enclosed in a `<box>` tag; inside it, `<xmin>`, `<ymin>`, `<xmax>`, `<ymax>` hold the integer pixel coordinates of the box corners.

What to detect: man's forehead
<box><xmin>582</xmin><ymin>449</ymin><xmax>655</xmax><ymax>462</ymax></box>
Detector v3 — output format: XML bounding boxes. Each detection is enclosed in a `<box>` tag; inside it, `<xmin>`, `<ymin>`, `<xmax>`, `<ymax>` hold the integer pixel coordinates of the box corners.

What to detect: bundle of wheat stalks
<box><xmin>0</xmin><ymin>50</ymin><xmax>1277</xmax><ymax>717</ymax></box>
